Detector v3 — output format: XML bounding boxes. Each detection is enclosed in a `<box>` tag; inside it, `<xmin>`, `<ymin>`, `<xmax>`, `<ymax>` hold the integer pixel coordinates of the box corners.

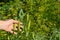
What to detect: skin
<box><xmin>0</xmin><ymin>19</ymin><xmax>23</xmax><ymax>34</ymax></box>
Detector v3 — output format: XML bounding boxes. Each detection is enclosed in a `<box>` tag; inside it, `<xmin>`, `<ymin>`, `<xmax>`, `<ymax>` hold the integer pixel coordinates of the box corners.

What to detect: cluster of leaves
<box><xmin>0</xmin><ymin>0</ymin><xmax>60</xmax><ymax>40</ymax></box>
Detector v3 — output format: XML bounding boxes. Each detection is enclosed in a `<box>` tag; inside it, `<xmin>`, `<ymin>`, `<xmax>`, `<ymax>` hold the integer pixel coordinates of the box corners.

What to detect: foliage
<box><xmin>0</xmin><ymin>0</ymin><xmax>60</xmax><ymax>40</ymax></box>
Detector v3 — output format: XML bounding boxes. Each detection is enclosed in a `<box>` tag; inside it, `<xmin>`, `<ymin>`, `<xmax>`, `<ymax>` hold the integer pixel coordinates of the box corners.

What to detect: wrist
<box><xmin>0</xmin><ymin>21</ymin><xmax>5</xmax><ymax>30</ymax></box>
<box><xmin>0</xmin><ymin>24</ymin><xmax>5</xmax><ymax>30</ymax></box>
<box><xmin>0</xmin><ymin>25</ymin><xmax>4</xmax><ymax>30</ymax></box>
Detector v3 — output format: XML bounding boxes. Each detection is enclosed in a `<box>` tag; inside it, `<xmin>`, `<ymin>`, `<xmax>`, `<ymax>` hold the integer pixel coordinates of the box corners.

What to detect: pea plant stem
<box><xmin>27</xmin><ymin>13</ymin><xmax>29</xmax><ymax>22</ymax></box>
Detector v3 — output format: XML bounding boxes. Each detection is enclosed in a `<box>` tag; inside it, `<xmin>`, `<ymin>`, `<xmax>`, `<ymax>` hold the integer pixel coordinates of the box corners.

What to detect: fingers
<box><xmin>9</xmin><ymin>29</ymin><xmax>22</xmax><ymax>34</ymax></box>
<box><xmin>12</xmin><ymin>19</ymin><xmax>23</xmax><ymax>24</ymax></box>
<box><xmin>13</xmin><ymin>20</ymin><xmax>18</xmax><ymax>24</ymax></box>
<box><xmin>6</xmin><ymin>19</ymin><xmax>23</xmax><ymax>24</ymax></box>
<box><xmin>6</xmin><ymin>19</ymin><xmax>24</xmax><ymax>34</ymax></box>
<box><xmin>10</xmin><ymin>31</ymin><xmax>17</xmax><ymax>34</ymax></box>
<box><xmin>9</xmin><ymin>28</ymin><xmax>22</xmax><ymax>34</ymax></box>
<box><xmin>12</xmin><ymin>20</ymin><xmax>23</xmax><ymax>32</ymax></box>
<box><xmin>13</xmin><ymin>28</ymin><xmax>22</xmax><ymax>31</ymax></box>
<box><xmin>6</xmin><ymin>19</ymin><xmax>18</xmax><ymax>24</ymax></box>
<box><xmin>8</xmin><ymin>19</ymin><xmax>18</xmax><ymax>24</ymax></box>
<box><xmin>12</xmin><ymin>23</ymin><xmax>23</xmax><ymax>34</ymax></box>
<box><xmin>14</xmin><ymin>21</ymin><xmax>23</xmax><ymax>28</ymax></box>
<box><xmin>16</xmin><ymin>25</ymin><xmax>23</xmax><ymax>29</ymax></box>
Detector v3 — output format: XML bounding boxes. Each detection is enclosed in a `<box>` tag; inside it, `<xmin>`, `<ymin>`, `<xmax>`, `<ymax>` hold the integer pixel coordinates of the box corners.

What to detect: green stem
<box><xmin>27</xmin><ymin>13</ymin><xmax>29</xmax><ymax>22</ymax></box>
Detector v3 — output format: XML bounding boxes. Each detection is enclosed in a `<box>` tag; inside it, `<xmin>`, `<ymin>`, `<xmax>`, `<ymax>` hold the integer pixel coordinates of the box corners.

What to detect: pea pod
<box><xmin>28</xmin><ymin>20</ymin><xmax>31</xmax><ymax>30</ymax></box>
<box><xmin>13</xmin><ymin>24</ymin><xmax>16</xmax><ymax>30</ymax></box>
<box><xmin>13</xmin><ymin>23</ymin><xmax>16</xmax><ymax>33</ymax></box>
<box><xmin>18</xmin><ymin>21</ymin><xmax>20</xmax><ymax>31</ymax></box>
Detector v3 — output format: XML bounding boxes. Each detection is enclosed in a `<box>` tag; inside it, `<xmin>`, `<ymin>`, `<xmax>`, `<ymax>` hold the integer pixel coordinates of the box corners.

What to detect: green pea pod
<box><xmin>28</xmin><ymin>20</ymin><xmax>31</xmax><ymax>30</ymax></box>
<box><xmin>13</xmin><ymin>24</ymin><xmax>16</xmax><ymax>30</ymax></box>
<box><xmin>18</xmin><ymin>21</ymin><xmax>20</xmax><ymax>31</ymax></box>
<box><xmin>13</xmin><ymin>24</ymin><xmax>16</xmax><ymax>33</ymax></box>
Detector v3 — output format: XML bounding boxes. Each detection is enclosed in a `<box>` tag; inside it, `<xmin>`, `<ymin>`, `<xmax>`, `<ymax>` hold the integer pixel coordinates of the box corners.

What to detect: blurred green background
<box><xmin>0</xmin><ymin>0</ymin><xmax>60</xmax><ymax>40</ymax></box>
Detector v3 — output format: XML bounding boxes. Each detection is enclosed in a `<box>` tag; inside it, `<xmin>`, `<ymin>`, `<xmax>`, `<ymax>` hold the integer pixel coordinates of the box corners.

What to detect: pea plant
<box><xmin>0</xmin><ymin>0</ymin><xmax>60</xmax><ymax>40</ymax></box>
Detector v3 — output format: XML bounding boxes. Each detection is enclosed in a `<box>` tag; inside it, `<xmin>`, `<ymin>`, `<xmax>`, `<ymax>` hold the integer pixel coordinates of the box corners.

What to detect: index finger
<box><xmin>13</xmin><ymin>20</ymin><xmax>23</xmax><ymax>24</ymax></box>
<box><xmin>13</xmin><ymin>20</ymin><xmax>18</xmax><ymax>24</ymax></box>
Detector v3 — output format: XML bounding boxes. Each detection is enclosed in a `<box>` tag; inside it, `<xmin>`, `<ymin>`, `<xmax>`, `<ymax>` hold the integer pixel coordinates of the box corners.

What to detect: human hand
<box><xmin>0</xmin><ymin>19</ymin><xmax>23</xmax><ymax>34</ymax></box>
